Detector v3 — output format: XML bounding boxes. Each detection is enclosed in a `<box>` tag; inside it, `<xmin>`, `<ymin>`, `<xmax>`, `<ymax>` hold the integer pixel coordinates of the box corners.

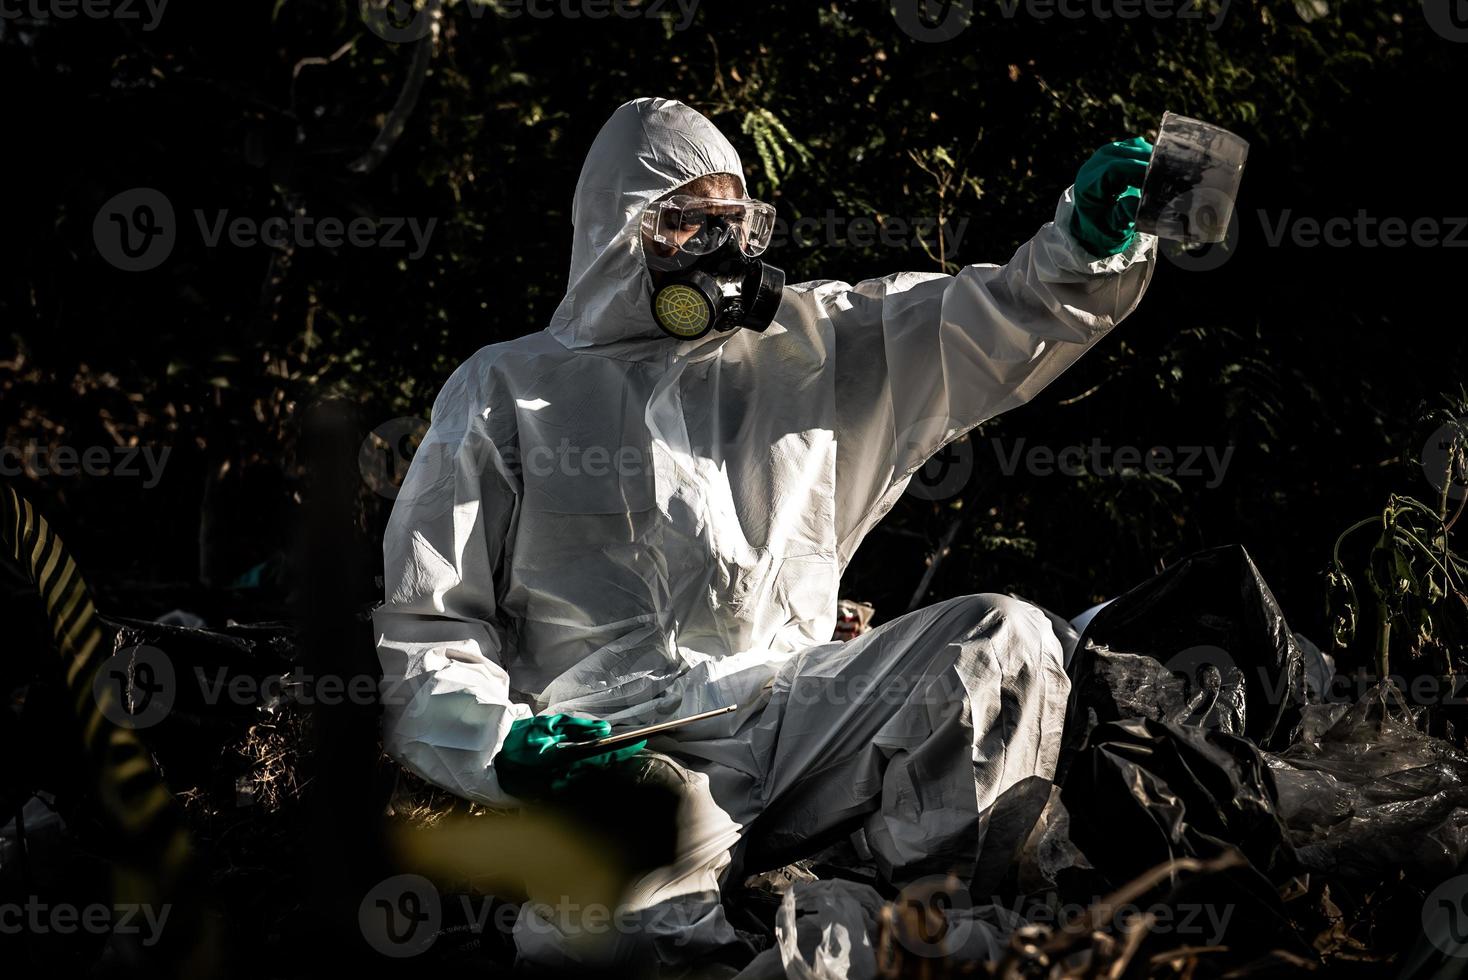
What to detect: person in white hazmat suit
<box><xmin>374</xmin><ymin>97</ymin><xmax>1156</xmax><ymax>968</ymax></box>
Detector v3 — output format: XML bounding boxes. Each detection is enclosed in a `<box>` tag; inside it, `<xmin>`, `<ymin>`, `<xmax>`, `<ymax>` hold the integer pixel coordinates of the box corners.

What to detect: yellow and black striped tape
<box><xmin>2</xmin><ymin>483</ymin><xmax>208</xmax><ymax>969</ymax></box>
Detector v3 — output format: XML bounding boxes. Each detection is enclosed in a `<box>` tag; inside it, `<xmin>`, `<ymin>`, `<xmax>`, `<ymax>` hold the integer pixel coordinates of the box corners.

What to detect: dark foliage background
<box><xmin>3</xmin><ymin>0</ymin><xmax>1465</xmax><ymax>672</ymax></box>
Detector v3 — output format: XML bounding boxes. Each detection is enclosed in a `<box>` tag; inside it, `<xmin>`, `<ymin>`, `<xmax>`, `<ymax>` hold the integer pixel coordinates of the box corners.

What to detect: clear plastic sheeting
<box><xmin>773</xmin><ymin>881</ymin><xmax>885</xmax><ymax>980</ymax></box>
<box><xmin>732</xmin><ymin>879</ymin><xmax>1012</xmax><ymax>980</ymax></box>
<box><xmin>1071</xmin><ymin>649</ymin><xmax>1246</xmax><ymax>735</ymax></box>
<box><xmin>1269</xmin><ymin>681</ymin><xmax>1468</xmax><ymax>884</ymax></box>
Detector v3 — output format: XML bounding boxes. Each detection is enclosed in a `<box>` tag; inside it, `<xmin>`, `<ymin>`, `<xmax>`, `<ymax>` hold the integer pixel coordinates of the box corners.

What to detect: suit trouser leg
<box><xmin>738</xmin><ymin>592</ymin><xmax>1071</xmax><ymax>888</ymax></box>
<box><xmin>512</xmin><ymin>593</ymin><xmax>1069</xmax><ymax>969</ymax></box>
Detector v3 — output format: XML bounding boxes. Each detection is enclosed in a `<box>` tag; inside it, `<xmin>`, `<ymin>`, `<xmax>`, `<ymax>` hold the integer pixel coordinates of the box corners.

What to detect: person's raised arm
<box><xmin>827</xmin><ymin>140</ymin><xmax>1156</xmax><ymax>562</ymax></box>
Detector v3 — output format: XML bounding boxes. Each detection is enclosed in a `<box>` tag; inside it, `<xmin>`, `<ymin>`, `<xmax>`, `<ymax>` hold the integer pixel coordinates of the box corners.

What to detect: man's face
<box><xmin>643</xmin><ymin>173</ymin><xmax>746</xmax><ymax>269</ymax></box>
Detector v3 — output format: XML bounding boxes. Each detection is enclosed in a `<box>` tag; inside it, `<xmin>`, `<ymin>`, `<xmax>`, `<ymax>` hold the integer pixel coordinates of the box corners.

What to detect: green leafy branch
<box><xmin>1327</xmin><ymin>398</ymin><xmax>1468</xmax><ymax>687</ymax></box>
<box><xmin>741</xmin><ymin>107</ymin><xmax>811</xmax><ymax>191</ymax></box>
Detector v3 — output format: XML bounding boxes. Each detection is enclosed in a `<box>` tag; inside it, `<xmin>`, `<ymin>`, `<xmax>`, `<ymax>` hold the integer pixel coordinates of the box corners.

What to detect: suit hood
<box><xmin>548</xmin><ymin>97</ymin><xmax>746</xmax><ymax>349</ymax></box>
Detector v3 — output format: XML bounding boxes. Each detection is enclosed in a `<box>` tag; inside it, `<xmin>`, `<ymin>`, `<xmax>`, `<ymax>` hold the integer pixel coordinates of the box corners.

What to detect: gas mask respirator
<box><xmin>641</xmin><ymin>194</ymin><xmax>786</xmax><ymax>341</ymax></box>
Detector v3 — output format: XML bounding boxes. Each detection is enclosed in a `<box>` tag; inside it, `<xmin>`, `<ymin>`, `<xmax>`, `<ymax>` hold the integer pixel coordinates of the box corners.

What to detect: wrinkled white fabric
<box><xmin>373</xmin><ymin>96</ymin><xmax>1154</xmax><ymax>965</ymax></box>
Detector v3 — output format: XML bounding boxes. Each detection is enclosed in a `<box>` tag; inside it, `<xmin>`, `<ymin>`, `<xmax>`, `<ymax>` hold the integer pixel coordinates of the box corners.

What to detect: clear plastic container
<box><xmin>1135</xmin><ymin>113</ymin><xmax>1250</xmax><ymax>244</ymax></box>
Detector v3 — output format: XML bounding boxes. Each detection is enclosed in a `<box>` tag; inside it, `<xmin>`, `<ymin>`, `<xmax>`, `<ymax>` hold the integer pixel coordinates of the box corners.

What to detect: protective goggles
<box><xmin>640</xmin><ymin>195</ymin><xmax>777</xmax><ymax>270</ymax></box>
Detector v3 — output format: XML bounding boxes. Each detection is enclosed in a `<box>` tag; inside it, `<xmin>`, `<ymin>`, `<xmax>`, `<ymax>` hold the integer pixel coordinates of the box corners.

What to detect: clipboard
<box><xmin>552</xmin><ymin>704</ymin><xmax>738</xmax><ymax>753</ymax></box>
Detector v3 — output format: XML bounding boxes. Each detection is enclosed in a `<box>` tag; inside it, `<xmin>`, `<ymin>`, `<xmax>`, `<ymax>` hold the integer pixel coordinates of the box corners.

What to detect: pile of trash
<box><xmin>5</xmin><ymin>547</ymin><xmax>1468</xmax><ymax>978</ymax></box>
<box><xmin>737</xmin><ymin>546</ymin><xmax>1468</xmax><ymax>978</ymax></box>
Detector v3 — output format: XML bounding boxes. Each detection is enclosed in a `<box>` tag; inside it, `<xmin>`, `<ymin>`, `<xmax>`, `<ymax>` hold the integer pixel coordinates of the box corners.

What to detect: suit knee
<box><xmin>939</xmin><ymin>593</ymin><xmax>1065</xmax><ymax>673</ymax></box>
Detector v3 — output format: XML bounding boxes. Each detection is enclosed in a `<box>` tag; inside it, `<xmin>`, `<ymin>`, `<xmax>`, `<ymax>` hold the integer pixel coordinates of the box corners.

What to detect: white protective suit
<box><xmin>374</xmin><ymin>97</ymin><xmax>1155</xmax><ymax>968</ymax></box>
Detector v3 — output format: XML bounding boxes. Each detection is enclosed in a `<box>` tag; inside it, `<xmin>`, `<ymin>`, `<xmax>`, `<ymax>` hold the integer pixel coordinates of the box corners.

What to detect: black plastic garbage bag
<box><xmin>1061</xmin><ymin>718</ymin><xmax>1311</xmax><ymax>963</ymax></box>
<box><xmin>1061</xmin><ymin>544</ymin><xmax>1310</xmax><ymax>780</ymax></box>
<box><xmin>1063</xmin><ymin>718</ymin><xmax>1298</xmax><ymax>886</ymax></box>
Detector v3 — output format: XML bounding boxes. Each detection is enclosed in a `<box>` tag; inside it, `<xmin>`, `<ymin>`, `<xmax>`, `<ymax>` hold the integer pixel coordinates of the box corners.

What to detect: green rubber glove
<box><xmin>1069</xmin><ymin>137</ymin><xmax>1154</xmax><ymax>258</ymax></box>
<box><xmin>494</xmin><ymin>714</ymin><xmax>647</xmax><ymax>800</ymax></box>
